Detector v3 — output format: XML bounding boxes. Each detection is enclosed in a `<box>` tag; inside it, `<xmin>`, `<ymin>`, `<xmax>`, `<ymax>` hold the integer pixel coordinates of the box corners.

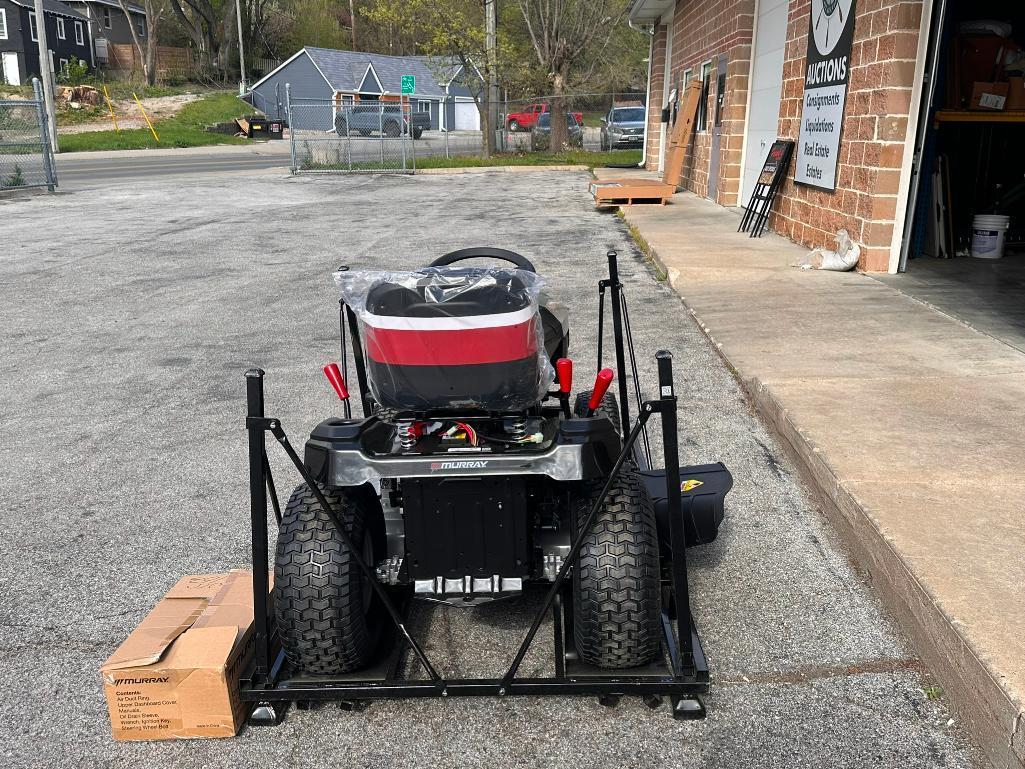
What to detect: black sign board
<box><xmin>795</xmin><ymin>0</ymin><xmax>857</xmax><ymax>190</ymax></box>
<box><xmin>740</xmin><ymin>140</ymin><xmax>795</xmax><ymax>238</ymax></box>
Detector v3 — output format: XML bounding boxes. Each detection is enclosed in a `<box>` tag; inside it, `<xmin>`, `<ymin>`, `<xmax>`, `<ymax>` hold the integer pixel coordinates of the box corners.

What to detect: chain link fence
<box><xmin>279</xmin><ymin>86</ymin><xmax>646</xmax><ymax>173</ymax></box>
<box><xmin>499</xmin><ymin>93</ymin><xmax>647</xmax><ymax>160</ymax></box>
<box><xmin>287</xmin><ymin>96</ymin><xmax>417</xmax><ymax>175</ymax></box>
<box><xmin>0</xmin><ymin>79</ymin><xmax>58</xmax><ymax>192</ymax></box>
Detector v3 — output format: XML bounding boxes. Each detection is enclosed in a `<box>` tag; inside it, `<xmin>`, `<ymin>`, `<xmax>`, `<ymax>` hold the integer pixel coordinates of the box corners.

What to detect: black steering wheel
<box><xmin>430</xmin><ymin>247</ymin><xmax>536</xmax><ymax>273</ymax></box>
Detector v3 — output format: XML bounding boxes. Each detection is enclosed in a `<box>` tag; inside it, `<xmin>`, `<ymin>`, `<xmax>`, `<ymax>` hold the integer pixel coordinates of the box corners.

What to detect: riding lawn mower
<box><xmin>240</xmin><ymin>248</ymin><xmax>732</xmax><ymax>720</ymax></box>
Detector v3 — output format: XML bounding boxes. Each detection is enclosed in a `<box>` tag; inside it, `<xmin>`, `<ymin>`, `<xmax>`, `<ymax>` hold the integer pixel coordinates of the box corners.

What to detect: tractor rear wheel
<box><xmin>574</xmin><ymin>390</ymin><xmax>622</xmax><ymax>435</ymax></box>
<box><xmin>274</xmin><ymin>483</ymin><xmax>384</xmax><ymax>675</ymax></box>
<box><xmin>572</xmin><ymin>470</ymin><xmax>662</xmax><ymax>669</ymax></box>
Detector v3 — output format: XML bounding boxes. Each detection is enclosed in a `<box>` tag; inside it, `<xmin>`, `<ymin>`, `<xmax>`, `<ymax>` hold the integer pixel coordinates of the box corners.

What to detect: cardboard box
<box><xmin>1006</xmin><ymin>77</ymin><xmax>1025</xmax><ymax>111</ymax></box>
<box><xmin>969</xmin><ymin>82</ymin><xmax>1008</xmax><ymax>111</ymax></box>
<box><xmin>100</xmin><ymin>571</ymin><xmax>257</xmax><ymax>741</ymax></box>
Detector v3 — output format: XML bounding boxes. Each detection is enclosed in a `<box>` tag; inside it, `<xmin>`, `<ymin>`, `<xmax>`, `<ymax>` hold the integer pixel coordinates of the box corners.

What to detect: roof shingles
<box><xmin>305</xmin><ymin>47</ymin><xmax>458</xmax><ymax>98</ymax></box>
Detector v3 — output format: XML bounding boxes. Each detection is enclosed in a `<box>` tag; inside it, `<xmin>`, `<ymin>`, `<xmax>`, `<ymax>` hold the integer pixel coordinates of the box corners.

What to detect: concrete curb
<box><xmin>638</xmin><ymin>238</ymin><xmax>1024</xmax><ymax>769</ymax></box>
<box><xmin>416</xmin><ymin>165</ymin><xmax>590</xmax><ymax>175</ymax></box>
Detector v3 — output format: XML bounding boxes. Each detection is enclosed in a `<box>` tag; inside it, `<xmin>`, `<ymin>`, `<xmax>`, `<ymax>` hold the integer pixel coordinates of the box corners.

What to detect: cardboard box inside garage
<box><xmin>100</xmin><ymin>570</ymin><xmax>258</xmax><ymax>741</ymax></box>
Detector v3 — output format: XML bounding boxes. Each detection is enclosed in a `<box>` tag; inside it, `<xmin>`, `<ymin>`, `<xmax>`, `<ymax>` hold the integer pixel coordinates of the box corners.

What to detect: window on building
<box><xmin>0</xmin><ymin>9</ymin><xmax>8</xmax><ymax>40</ymax></box>
<box><xmin>59</xmin><ymin>58</ymin><xmax>68</xmax><ymax>76</ymax></box>
<box><xmin>418</xmin><ymin>100</ymin><xmax>430</xmax><ymax>113</ymax></box>
<box><xmin>56</xmin><ymin>17</ymin><xmax>65</xmax><ymax>39</ymax></box>
<box><xmin>697</xmin><ymin>60</ymin><xmax>713</xmax><ymax>132</ymax></box>
<box><xmin>137</xmin><ymin>16</ymin><xmax>145</xmax><ymax>36</ymax></box>
<box><xmin>75</xmin><ymin>20</ymin><xmax>83</xmax><ymax>45</ymax></box>
<box><xmin>103</xmin><ymin>7</ymin><xmax>111</xmax><ymax>28</ymax></box>
<box><xmin>28</xmin><ymin>11</ymin><xmax>38</xmax><ymax>42</ymax></box>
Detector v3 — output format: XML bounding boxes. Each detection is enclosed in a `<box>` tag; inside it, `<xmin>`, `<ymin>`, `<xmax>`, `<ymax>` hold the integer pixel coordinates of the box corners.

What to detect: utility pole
<box><xmin>32</xmin><ymin>0</ymin><xmax>58</xmax><ymax>152</ymax></box>
<box><xmin>235</xmin><ymin>0</ymin><xmax>247</xmax><ymax>92</ymax></box>
<box><xmin>485</xmin><ymin>0</ymin><xmax>498</xmax><ymax>155</ymax></box>
<box><xmin>349</xmin><ymin>0</ymin><xmax>356</xmax><ymax>50</ymax></box>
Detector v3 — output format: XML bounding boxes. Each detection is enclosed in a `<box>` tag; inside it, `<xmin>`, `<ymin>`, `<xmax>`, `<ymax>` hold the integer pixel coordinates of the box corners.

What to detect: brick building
<box><xmin>630</xmin><ymin>0</ymin><xmax>932</xmax><ymax>272</ymax></box>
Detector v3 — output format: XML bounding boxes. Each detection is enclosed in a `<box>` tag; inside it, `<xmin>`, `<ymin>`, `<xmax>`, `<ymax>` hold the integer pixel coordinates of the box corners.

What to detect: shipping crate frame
<box><xmin>239</xmin><ymin>253</ymin><xmax>714</xmax><ymax>721</ymax></box>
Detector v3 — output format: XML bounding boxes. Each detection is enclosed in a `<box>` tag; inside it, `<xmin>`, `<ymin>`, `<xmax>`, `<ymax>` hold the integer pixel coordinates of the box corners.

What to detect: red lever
<box><xmin>556</xmin><ymin>358</ymin><xmax>573</xmax><ymax>394</ymax></box>
<box><xmin>587</xmin><ymin>368</ymin><xmax>615</xmax><ymax>413</ymax></box>
<box><xmin>322</xmin><ymin>363</ymin><xmax>349</xmax><ymax>401</ymax></box>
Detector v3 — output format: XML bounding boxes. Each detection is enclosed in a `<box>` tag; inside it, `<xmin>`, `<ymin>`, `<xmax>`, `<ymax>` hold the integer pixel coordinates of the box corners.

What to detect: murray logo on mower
<box><xmin>241</xmin><ymin>249</ymin><xmax>732</xmax><ymax>721</ymax></box>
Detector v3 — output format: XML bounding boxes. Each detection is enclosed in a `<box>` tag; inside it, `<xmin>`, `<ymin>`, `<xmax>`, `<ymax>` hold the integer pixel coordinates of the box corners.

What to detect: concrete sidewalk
<box><xmin>605</xmin><ymin>177</ymin><xmax>1025</xmax><ymax>769</ymax></box>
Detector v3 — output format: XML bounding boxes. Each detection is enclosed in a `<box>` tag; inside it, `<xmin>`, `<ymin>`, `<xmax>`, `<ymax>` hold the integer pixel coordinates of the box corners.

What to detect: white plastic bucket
<box><xmin>971</xmin><ymin>214</ymin><xmax>1010</xmax><ymax>259</ymax></box>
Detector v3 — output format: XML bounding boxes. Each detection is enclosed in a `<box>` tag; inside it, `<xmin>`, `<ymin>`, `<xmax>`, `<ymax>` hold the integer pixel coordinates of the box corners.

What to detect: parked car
<box><xmin>335</xmin><ymin>104</ymin><xmax>430</xmax><ymax>139</ymax></box>
<box><xmin>506</xmin><ymin>102</ymin><xmax>584</xmax><ymax>132</ymax></box>
<box><xmin>600</xmin><ymin>106</ymin><xmax>646</xmax><ymax>150</ymax></box>
<box><xmin>530</xmin><ymin>112</ymin><xmax>583</xmax><ymax>151</ymax></box>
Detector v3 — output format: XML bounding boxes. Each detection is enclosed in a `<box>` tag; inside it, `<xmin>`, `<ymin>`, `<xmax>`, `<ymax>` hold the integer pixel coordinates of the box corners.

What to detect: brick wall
<box><xmin>644</xmin><ymin>0</ymin><xmax>755</xmax><ymax>205</ymax></box>
<box><xmin>771</xmin><ymin>0</ymin><xmax>922</xmax><ymax>271</ymax></box>
<box><xmin>644</xmin><ymin>25</ymin><xmax>668</xmax><ymax>171</ymax></box>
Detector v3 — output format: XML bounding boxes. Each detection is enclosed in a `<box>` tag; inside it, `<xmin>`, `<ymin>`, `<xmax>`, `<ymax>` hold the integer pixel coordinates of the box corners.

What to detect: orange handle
<box><xmin>588</xmin><ymin>368</ymin><xmax>614</xmax><ymax>412</ymax></box>
<box><xmin>323</xmin><ymin>363</ymin><xmax>349</xmax><ymax>401</ymax></box>
<box><xmin>556</xmin><ymin>358</ymin><xmax>573</xmax><ymax>394</ymax></box>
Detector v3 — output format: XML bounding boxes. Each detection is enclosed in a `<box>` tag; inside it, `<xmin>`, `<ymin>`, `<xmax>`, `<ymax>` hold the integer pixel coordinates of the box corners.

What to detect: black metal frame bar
<box><xmin>738</xmin><ymin>141</ymin><xmax>794</xmax><ymax>238</ymax></box>
<box><xmin>240</xmin><ymin>254</ymin><xmax>709</xmax><ymax>717</ymax></box>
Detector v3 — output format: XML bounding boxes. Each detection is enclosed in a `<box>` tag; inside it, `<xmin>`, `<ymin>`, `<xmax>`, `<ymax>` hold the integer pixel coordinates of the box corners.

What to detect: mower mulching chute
<box><xmin>240</xmin><ymin>249</ymin><xmax>732</xmax><ymax>722</ymax></box>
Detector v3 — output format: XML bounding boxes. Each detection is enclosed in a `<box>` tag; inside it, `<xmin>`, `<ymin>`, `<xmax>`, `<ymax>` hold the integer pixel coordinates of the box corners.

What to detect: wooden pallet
<box><xmin>590</xmin><ymin>179</ymin><xmax>675</xmax><ymax>207</ymax></box>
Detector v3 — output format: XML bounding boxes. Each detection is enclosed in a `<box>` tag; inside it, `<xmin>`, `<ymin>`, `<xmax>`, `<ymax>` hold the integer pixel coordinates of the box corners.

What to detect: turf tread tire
<box><xmin>572</xmin><ymin>470</ymin><xmax>662</xmax><ymax>669</ymax></box>
<box><xmin>274</xmin><ymin>483</ymin><xmax>381</xmax><ymax>675</ymax></box>
<box><xmin>574</xmin><ymin>390</ymin><xmax>622</xmax><ymax>435</ymax></box>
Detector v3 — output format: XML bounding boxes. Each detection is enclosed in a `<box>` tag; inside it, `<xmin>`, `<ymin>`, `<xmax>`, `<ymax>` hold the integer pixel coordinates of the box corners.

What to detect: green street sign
<box><xmin>401</xmin><ymin>75</ymin><xmax>415</xmax><ymax>95</ymax></box>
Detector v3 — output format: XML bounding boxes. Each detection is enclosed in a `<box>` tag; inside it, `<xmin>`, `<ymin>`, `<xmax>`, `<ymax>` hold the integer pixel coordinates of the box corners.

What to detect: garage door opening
<box><xmin>740</xmin><ymin>0</ymin><xmax>789</xmax><ymax>206</ymax></box>
<box><xmin>892</xmin><ymin>0</ymin><xmax>1025</xmax><ymax>353</ymax></box>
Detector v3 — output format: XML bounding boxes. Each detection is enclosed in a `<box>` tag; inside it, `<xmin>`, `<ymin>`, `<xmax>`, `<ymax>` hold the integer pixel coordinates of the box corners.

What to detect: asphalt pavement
<box><xmin>0</xmin><ymin>171</ymin><xmax>976</xmax><ymax>768</ymax></box>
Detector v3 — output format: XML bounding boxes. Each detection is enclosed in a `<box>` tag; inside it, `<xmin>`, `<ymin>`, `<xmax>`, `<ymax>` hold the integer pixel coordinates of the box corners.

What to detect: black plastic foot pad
<box><xmin>248</xmin><ymin>701</ymin><xmax>289</xmax><ymax>726</ymax></box>
<box><xmin>672</xmin><ymin>695</ymin><xmax>706</xmax><ymax>720</ymax></box>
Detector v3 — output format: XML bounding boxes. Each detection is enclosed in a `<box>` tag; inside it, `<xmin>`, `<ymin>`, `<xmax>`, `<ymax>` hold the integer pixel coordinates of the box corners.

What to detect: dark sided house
<box><xmin>244</xmin><ymin>46</ymin><xmax>481</xmax><ymax>132</ymax></box>
<box><xmin>61</xmin><ymin>0</ymin><xmax>145</xmax><ymax>69</ymax></box>
<box><xmin>0</xmin><ymin>0</ymin><xmax>91</xmax><ymax>85</ymax></box>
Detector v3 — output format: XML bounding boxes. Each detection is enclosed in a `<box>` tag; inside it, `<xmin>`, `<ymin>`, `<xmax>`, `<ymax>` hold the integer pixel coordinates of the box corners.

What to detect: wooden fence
<box><xmin>106</xmin><ymin>44</ymin><xmax>197</xmax><ymax>79</ymax></box>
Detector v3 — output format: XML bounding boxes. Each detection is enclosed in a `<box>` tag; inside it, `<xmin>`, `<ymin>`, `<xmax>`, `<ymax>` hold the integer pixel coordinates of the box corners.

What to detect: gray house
<box><xmin>1</xmin><ymin>0</ymin><xmax>92</xmax><ymax>84</ymax></box>
<box><xmin>61</xmin><ymin>0</ymin><xmax>146</xmax><ymax>68</ymax></box>
<box><xmin>244</xmin><ymin>46</ymin><xmax>481</xmax><ymax>132</ymax></box>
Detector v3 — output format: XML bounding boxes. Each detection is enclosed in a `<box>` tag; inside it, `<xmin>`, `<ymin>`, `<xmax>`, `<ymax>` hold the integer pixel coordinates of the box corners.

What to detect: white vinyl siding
<box><xmin>0</xmin><ymin>9</ymin><xmax>8</xmax><ymax>40</ymax></box>
<box><xmin>56</xmin><ymin>16</ymin><xmax>65</xmax><ymax>39</ymax></box>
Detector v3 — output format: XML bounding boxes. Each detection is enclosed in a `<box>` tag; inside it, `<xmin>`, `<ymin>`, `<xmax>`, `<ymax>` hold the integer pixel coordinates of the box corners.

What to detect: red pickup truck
<box><xmin>506</xmin><ymin>103</ymin><xmax>584</xmax><ymax>132</ymax></box>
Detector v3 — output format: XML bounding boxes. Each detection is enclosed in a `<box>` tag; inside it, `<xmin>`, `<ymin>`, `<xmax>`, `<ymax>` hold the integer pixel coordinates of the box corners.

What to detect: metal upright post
<box><xmin>379</xmin><ymin>105</ymin><xmax>385</xmax><ymax>166</ymax></box>
<box><xmin>285</xmin><ymin>83</ymin><xmax>296</xmax><ymax>174</ymax></box>
<box><xmin>32</xmin><ymin>78</ymin><xmax>56</xmax><ymax>191</ymax></box>
<box><xmin>444</xmin><ymin>96</ymin><xmax>451</xmax><ymax>159</ymax></box>
<box><xmin>655</xmin><ymin>351</ymin><xmax>695</xmax><ymax>668</ymax></box>
<box><xmin>345</xmin><ymin>103</ymin><xmax>352</xmax><ymax>171</ymax></box>
<box><xmin>31</xmin><ymin>0</ymin><xmax>58</xmax><ymax>152</ymax></box>
<box><xmin>607</xmin><ymin>251</ymin><xmax>632</xmax><ymax>440</ymax></box>
<box><xmin>246</xmin><ymin>369</ymin><xmax>272</xmax><ymax>676</ymax></box>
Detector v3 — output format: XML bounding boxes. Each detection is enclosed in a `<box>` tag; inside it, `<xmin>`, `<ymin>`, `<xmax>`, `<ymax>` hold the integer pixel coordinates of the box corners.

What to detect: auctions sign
<box><xmin>795</xmin><ymin>0</ymin><xmax>856</xmax><ymax>190</ymax></box>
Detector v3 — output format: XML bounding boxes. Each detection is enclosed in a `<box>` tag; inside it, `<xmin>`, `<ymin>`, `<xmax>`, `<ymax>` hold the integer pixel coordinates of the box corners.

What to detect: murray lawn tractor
<box><xmin>241</xmin><ymin>249</ymin><xmax>732</xmax><ymax>720</ymax></box>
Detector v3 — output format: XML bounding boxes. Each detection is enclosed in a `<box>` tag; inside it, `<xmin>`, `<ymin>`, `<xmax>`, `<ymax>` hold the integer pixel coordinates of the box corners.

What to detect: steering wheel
<box><xmin>430</xmin><ymin>247</ymin><xmax>536</xmax><ymax>273</ymax></box>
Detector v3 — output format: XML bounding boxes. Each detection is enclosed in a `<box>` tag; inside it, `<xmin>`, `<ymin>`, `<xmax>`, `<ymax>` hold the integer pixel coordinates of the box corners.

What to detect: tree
<box><xmin>118</xmin><ymin>0</ymin><xmax>165</xmax><ymax>85</ymax></box>
<box><xmin>365</xmin><ymin>0</ymin><xmax>505</xmax><ymax>156</ymax></box>
<box><xmin>166</xmin><ymin>0</ymin><xmax>238</xmax><ymax>78</ymax></box>
<box><xmin>516</xmin><ymin>0</ymin><xmax>630</xmax><ymax>151</ymax></box>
